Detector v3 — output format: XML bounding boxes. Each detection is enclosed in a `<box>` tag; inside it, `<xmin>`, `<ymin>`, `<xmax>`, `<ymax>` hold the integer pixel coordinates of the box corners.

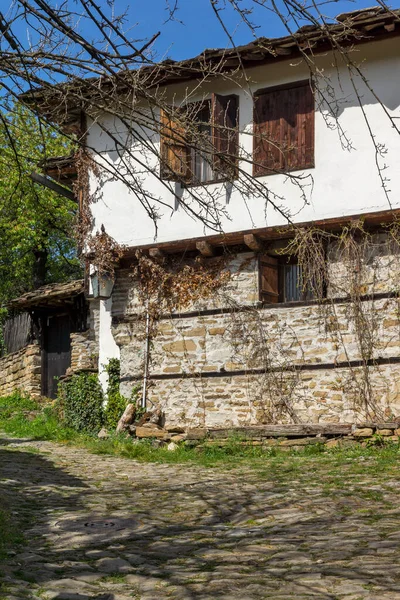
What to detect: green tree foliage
<box><xmin>0</xmin><ymin>100</ymin><xmax>81</xmax><ymax>305</ymax></box>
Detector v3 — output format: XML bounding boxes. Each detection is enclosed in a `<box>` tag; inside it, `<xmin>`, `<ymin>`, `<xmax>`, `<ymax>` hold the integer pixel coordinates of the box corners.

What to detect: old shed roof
<box><xmin>22</xmin><ymin>6</ymin><xmax>400</xmax><ymax>128</ymax></box>
<box><xmin>7</xmin><ymin>280</ymin><xmax>84</xmax><ymax>310</ymax></box>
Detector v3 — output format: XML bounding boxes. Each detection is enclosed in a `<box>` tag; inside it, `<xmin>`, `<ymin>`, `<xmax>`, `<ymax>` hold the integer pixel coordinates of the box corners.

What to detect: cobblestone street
<box><xmin>2</xmin><ymin>436</ymin><xmax>400</xmax><ymax>599</ymax></box>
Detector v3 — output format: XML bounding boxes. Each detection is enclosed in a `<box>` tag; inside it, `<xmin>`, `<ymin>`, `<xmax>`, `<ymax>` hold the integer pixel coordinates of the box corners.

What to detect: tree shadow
<box><xmin>1</xmin><ymin>438</ymin><xmax>400</xmax><ymax>599</ymax></box>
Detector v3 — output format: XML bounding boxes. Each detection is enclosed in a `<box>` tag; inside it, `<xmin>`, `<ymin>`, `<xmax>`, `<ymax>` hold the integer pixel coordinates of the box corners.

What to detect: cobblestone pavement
<box><xmin>1</xmin><ymin>437</ymin><xmax>400</xmax><ymax>600</ymax></box>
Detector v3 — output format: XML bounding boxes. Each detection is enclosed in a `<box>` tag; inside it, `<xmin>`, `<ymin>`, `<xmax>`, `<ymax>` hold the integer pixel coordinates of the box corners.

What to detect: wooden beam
<box><xmin>244</xmin><ymin>233</ymin><xmax>264</xmax><ymax>252</ymax></box>
<box><xmin>30</xmin><ymin>172</ymin><xmax>76</xmax><ymax>202</ymax></box>
<box><xmin>120</xmin><ymin>207</ymin><xmax>400</xmax><ymax>260</ymax></box>
<box><xmin>149</xmin><ymin>247</ymin><xmax>166</xmax><ymax>261</ymax></box>
<box><xmin>196</xmin><ymin>240</ymin><xmax>215</xmax><ymax>257</ymax></box>
<box><xmin>208</xmin><ymin>424</ymin><xmax>353</xmax><ymax>439</ymax></box>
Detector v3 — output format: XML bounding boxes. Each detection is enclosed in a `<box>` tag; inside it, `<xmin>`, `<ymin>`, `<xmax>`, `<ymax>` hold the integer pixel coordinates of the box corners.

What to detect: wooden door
<box><xmin>42</xmin><ymin>315</ymin><xmax>71</xmax><ymax>398</ymax></box>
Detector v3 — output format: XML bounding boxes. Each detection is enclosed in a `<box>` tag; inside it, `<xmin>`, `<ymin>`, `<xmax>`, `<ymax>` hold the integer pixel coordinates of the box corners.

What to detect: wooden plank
<box><xmin>207</xmin><ymin>424</ymin><xmax>353</xmax><ymax>439</ymax></box>
<box><xmin>30</xmin><ymin>172</ymin><xmax>76</xmax><ymax>201</ymax></box>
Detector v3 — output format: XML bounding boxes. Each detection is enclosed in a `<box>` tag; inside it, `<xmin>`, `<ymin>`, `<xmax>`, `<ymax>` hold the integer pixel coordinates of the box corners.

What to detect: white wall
<box><xmin>86</xmin><ymin>36</ymin><xmax>400</xmax><ymax>248</ymax></box>
<box><xmin>98</xmin><ymin>297</ymin><xmax>120</xmax><ymax>391</ymax></box>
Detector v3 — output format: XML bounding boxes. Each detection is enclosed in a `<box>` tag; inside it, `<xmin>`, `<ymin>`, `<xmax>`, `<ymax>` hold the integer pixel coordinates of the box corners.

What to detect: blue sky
<box><xmin>7</xmin><ymin>0</ymin><xmax>400</xmax><ymax>65</ymax></box>
<box><xmin>114</xmin><ymin>0</ymin><xmax>400</xmax><ymax>61</ymax></box>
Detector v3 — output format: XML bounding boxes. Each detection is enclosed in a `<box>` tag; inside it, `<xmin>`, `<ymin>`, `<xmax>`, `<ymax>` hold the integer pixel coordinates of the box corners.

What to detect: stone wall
<box><xmin>0</xmin><ymin>344</ymin><xmax>41</xmax><ymax>398</ymax></box>
<box><xmin>112</xmin><ymin>241</ymin><xmax>400</xmax><ymax>427</ymax></box>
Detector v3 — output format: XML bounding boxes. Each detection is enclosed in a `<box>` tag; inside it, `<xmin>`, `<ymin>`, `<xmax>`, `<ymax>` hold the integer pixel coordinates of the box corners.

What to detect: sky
<box><xmin>109</xmin><ymin>0</ymin><xmax>400</xmax><ymax>61</ymax></box>
<box><xmin>6</xmin><ymin>0</ymin><xmax>400</xmax><ymax>65</ymax></box>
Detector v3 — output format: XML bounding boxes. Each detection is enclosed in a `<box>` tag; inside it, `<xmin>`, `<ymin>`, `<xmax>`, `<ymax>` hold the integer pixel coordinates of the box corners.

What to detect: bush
<box><xmin>104</xmin><ymin>358</ymin><xmax>128</xmax><ymax>430</ymax></box>
<box><xmin>104</xmin><ymin>391</ymin><xmax>127</xmax><ymax>430</ymax></box>
<box><xmin>58</xmin><ymin>372</ymin><xmax>104</xmax><ymax>434</ymax></box>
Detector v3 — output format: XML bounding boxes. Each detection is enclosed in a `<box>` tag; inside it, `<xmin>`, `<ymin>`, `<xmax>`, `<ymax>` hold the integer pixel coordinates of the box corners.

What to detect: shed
<box><xmin>2</xmin><ymin>280</ymin><xmax>90</xmax><ymax>398</ymax></box>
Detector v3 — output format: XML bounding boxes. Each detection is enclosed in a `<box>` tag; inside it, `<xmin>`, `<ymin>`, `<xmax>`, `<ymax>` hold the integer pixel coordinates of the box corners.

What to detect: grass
<box><xmin>2</xmin><ymin>392</ymin><xmax>400</xmax><ymax>478</ymax></box>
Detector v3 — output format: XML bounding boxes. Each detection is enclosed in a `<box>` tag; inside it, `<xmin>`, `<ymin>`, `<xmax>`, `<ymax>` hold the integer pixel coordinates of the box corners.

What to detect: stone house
<box><xmin>0</xmin><ymin>281</ymin><xmax>98</xmax><ymax>399</ymax></box>
<box><xmin>25</xmin><ymin>6</ymin><xmax>400</xmax><ymax>427</ymax></box>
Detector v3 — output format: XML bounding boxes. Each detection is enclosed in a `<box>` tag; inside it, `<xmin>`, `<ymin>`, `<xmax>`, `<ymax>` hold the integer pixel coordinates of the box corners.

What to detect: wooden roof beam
<box><xmin>196</xmin><ymin>240</ymin><xmax>215</xmax><ymax>257</ymax></box>
<box><xmin>244</xmin><ymin>233</ymin><xmax>264</xmax><ymax>252</ymax></box>
<box><xmin>149</xmin><ymin>247</ymin><xmax>166</xmax><ymax>261</ymax></box>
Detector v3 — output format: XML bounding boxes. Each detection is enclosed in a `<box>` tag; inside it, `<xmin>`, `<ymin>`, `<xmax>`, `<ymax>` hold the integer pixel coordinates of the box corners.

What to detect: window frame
<box><xmin>259</xmin><ymin>253</ymin><xmax>326</xmax><ymax>306</ymax></box>
<box><xmin>253</xmin><ymin>79</ymin><xmax>315</xmax><ymax>178</ymax></box>
<box><xmin>160</xmin><ymin>93</ymin><xmax>239</xmax><ymax>186</ymax></box>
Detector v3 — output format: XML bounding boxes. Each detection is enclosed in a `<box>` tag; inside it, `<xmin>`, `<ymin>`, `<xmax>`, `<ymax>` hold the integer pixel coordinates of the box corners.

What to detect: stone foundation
<box><xmin>0</xmin><ymin>344</ymin><xmax>41</xmax><ymax>398</ymax></box>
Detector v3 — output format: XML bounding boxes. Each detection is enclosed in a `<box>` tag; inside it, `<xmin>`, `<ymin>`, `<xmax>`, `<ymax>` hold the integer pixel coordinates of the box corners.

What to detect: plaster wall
<box><xmin>98</xmin><ymin>297</ymin><xmax>120</xmax><ymax>391</ymax></box>
<box><xmin>86</xmin><ymin>37</ymin><xmax>400</xmax><ymax>247</ymax></box>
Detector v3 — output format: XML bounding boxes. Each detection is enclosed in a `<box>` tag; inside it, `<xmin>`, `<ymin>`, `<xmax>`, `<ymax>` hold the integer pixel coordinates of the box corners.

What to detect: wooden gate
<box><xmin>42</xmin><ymin>314</ymin><xmax>71</xmax><ymax>398</ymax></box>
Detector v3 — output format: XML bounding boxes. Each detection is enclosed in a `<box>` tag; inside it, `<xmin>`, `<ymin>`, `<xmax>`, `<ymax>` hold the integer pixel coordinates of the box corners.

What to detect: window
<box><xmin>160</xmin><ymin>94</ymin><xmax>239</xmax><ymax>184</ymax></box>
<box><xmin>259</xmin><ymin>255</ymin><xmax>318</xmax><ymax>304</ymax></box>
<box><xmin>253</xmin><ymin>80</ymin><xmax>314</xmax><ymax>176</ymax></box>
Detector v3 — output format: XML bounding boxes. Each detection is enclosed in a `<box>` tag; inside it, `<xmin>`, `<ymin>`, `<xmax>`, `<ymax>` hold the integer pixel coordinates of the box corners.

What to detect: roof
<box><xmin>41</xmin><ymin>155</ymin><xmax>77</xmax><ymax>189</ymax></box>
<box><xmin>7</xmin><ymin>280</ymin><xmax>84</xmax><ymax>310</ymax></box>
<box><xmin>22</xmin><ymin>6</ymin><xmax>400</xmax><ymax>128</ymax></box>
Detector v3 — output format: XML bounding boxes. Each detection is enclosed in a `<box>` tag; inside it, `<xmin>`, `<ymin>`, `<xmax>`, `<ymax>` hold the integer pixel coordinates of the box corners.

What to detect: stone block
<box><xmin>186</xmin><ymin>428</ymin><xmax>208</xmax><ymax>440</ymax></box>
<box><xmin>377</xmin><ymin>429</ymin><xmax>393</xmax><ymax>436</ymax></box>
<box><xmin>279</xmin><ymin>437</ymin><xmax>326</xmax><ymax>447</ymax></box>
<box><xmin>171</xmin><ymin>434</ymin><xmax>186</xmax><ymax>442</ymax></box>
<box><xmin>162</xmin><ymin>340</ymin><xmax>196</xmax><ymax>353</ymax></box>
<box><xmin>165</xmin><ymin>425</ymin><xmax>185</xmax><ymax>433</ymax></box>
<box><xmin>135</xmin><ymin>426</ymin><xmax>165</xmax><ymax>439</ymax></box>
<box><xmin>353</xmin><ymin>428</ymin><xmax>374</xmax><ymax>437</ymax></box>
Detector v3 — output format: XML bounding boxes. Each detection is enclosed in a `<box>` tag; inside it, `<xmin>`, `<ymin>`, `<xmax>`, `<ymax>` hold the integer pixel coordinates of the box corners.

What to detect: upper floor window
<box><xmin>253</xmin><ymin>80</ymin><xmax>314</xmax><ymax>176</ymax></box>
<box><xmin>160</xmin><ymin>94</ymin><xmax>239</xmax><ymax>185</ymax></box>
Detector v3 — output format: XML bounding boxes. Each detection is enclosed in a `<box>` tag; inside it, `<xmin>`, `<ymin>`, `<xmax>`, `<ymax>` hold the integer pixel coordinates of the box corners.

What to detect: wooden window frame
<box><xmin>160</xmin><ymin>93</ymin><xmax>239</xmax><ymax>186</ymax></box>
<box><xmin>259</xmin><ymin>253</ymin><xmax>326</xmax><ymax>305</ymax></box>
<box><xmin>253</xmin><ymin>80</ymin><xmax>315</xmax><ymax>177</ymax></box>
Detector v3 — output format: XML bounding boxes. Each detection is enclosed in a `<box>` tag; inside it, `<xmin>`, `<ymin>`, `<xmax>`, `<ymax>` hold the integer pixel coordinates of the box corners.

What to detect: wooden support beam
<box><xmin>149</xmin><ymin>247</ymin><xmax>166</xmax><ymax>261</ymax></box>
<box><xmin>30</xmin><ymin>172</ymin><xmax>76</xmax><ymax>202</ymax></box>
<box><xmin>208</xmin><ymin>424</ymin><xmax>353</xmax><ymax>439</ymax></box>
<box><xmin>244</xmin><ymin>233</ymin><xmax>264</xmax><ymax>252</ymax></box>
<box><xmin>196</xmin><ymin>240</ymin><xmax>215</xmax><ymax>257</ymax></box>
<box><xmin>275</xmin><ymin>46</ymin><xmax>292</xmax><ymax>55</ymax></box>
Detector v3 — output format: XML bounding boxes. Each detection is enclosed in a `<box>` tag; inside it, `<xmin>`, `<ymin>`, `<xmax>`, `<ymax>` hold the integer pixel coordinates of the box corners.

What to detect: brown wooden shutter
<box><xmin>253</xmin><ymin>80</ymin><xmax>314</xmax><ymax>176</ymax></box>
<box><xmin>212</xmin><ymin>94</ymin><xmax>239</xmax><ymax>179</ymax></box>
<box><xmin>160</xmin><ymin>107</ymin><xmax>190</xmax><ymax>181</ymax></box>
<box><xmin>259</xmin><ymin>255</ymin><xmax>279</xmax><ymax>303</ymax></box>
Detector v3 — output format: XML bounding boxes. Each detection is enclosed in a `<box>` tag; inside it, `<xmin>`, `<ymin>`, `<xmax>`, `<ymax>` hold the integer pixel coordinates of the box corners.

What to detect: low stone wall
<box><xmin>0</xmin><ymin>344</ymin><xmax>41</xmax><ymax>398</ymax></box>
<box><xmin>142</xmin><ymin>363</ymin><xmax>400</xmax><ymax>428</ymax></box>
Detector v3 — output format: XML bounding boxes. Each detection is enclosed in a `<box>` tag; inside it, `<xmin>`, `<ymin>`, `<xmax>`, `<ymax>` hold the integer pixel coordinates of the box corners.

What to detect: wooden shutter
<box><xmin>160</xmin><ymin>107</ymin><xmax>190</xmax><ymax>181</ymax></box>
<box><xmin>253</xmin><ymin>80</ymin><xmax>314</xmax><ymax>176</ymax></box>
<box><xmin>212</xmin><ymin>94</ymin><xmax>239</xmax><ymax>180</ymax></box>
<box><xmin>259</xmin><ymin>255</ymin><xmax>279</xmax><ymax>303</ymax></box>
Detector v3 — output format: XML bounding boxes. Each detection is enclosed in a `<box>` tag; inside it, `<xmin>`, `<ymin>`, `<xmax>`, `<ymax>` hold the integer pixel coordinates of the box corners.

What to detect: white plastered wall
<box><xmin>98</xmin><ymin>297</ymin><xmax>120</xmax><ymax>391</ymax></box>
<box><xmin>86</xmin><ymin>36</ymin><xmax>400</xmax><ymax>248</ymax></box>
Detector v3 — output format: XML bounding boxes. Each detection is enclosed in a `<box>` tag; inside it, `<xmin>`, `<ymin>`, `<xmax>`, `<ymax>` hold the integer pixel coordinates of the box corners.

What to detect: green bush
<box><xmin>58</xmin><ymin>372</ymin><xmax>104</xmax><ymax>434</ymax></box>
<box><xmin>104</xmin><ymin>391</ymin><xmax>127</xmax><ymax>430</ymax></box>
<box><xmin>103</xmin><ymin>359</ymin><xmax>129</xmax><ymax>430</ymax></box>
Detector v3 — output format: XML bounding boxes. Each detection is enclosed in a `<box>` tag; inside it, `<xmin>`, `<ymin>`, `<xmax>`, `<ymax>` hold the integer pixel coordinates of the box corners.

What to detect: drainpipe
<box><xmin>141</xmin><ymin>302</ymin><xmax>151</xmax><ymax>409</ymax></box>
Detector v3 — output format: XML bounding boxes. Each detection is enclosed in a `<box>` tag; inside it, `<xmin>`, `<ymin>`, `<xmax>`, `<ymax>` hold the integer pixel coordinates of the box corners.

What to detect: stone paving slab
<box><xmin>1</xmin><ymin>436</ymin><xmax>400</xmax><ymax>598</ymax></box>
